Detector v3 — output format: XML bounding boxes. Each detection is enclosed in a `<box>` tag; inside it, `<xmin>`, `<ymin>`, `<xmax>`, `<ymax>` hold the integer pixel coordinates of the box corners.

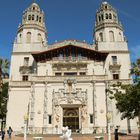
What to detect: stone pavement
<box><xmin>4</xmin><ymin>134</ymin><xmax>138</xmax><ymax>140</ymax></box>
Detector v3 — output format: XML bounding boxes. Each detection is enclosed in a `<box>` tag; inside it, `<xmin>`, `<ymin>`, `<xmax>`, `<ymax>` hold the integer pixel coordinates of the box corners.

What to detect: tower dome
<box><xmin>16</xmin><ymin>2</ymin><xmax>47</xmax><ymax>45</ymax></box>
<box><xmin>94</xmin><ymin>1</ymin><xmax>125</xmax><ymax>45</ymax></box>
<box><xmin>21</xmin><ymin>2</ymin><xmax>45</xmax><ymax>27</ymax></box>
<box><xmin>95</xmin><ymin>1</ymin><xmax>120</xmax><ymax>27</ymax></box>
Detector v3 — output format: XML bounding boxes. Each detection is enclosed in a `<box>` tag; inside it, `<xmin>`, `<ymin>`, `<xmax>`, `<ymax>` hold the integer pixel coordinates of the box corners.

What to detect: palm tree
<box><xmin>0</xmin><ymin>58</ymin><xmax>10</xmax><ymax>91</ymax></box>
<box><xmin>0</xmin><ymin>58</ymin><xmax>10</xmax><ymax>129</ymax></box>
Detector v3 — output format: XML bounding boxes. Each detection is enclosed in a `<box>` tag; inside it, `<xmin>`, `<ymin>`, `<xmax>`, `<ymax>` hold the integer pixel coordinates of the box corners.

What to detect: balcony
<box><xmin>19</xmin><ymin>65</ymin><xmax>33</xmax><ymax>74</ymax></box>
<box><xmin>52</xmin><ymin>56</ymin><xmax>88</xmax><ymax>62</ymax></box>
<box><xmin>31</xmin><ymin>75</ymin><xmax>108</xmax><ymax>82</ymax></box>
<box><xmin>109</xmin><ymin>61</ymin><xmax>121</xmax><ymax>70</ymax></box>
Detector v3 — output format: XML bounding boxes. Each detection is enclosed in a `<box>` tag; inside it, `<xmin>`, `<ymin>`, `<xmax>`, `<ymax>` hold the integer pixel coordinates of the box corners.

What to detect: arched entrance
<box><xmin>63</xmin><ymin>108</ymin><xmax>79</xmax><ymax>132</ymax></box>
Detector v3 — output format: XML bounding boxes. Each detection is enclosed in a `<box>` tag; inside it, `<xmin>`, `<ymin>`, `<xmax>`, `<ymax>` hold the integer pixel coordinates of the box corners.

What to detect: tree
<box><xmin>0</xmin><ymin>58</ymin><xmax>10</xmax><ymax>91</ymax></box>
<box><xmin>0</xmin><ymin>82</ymin><xmax>9</xmax><ymax>129</ymax></box>
<box><xmin>131</xmin><ymin>58</ymin><xmax>140</xmax><ymax>83</ymax></box>
<box><xmin>108</xmin><ymin>58</ymin><xmax>140</xmax><ymax>127</ymax></box>
<box><xmin>0</xmin><ymin>58</ymin><xmax>10</xmax><ymax>129</ymax></box>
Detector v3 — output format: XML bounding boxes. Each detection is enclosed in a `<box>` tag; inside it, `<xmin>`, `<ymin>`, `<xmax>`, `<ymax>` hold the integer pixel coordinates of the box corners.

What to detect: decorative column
<box><xmin>43</xmin><ymin>82</ymin><xmax>48</xmax><ymax>134</ymax></box>
<box><xmin>107</xmin><ymin>112</ymin><xmax>112</xmax><ymax>140</ymax></box>
<box><xmin>29</xmin><ymin>82</ymin><xmax>35</xmax><ymax>132</ymax></box>
<box><xmin>52</xmin><ymin>89</ymin><xmax>62</xmax><ymax>134</ymax></box>
<box><xmin>24</xmin><ymin>114</ymin><xmax>28</xmax><ymax>140</ymax></box>
<box><xmin>105</xmin><ymin>81</ymin><xmax>112</xmax><ymax>135</ymax></box>
<box><xmin>91</xmin><ymin>80</ymin><xmax>97</xmax><ymax>127</ymax></box>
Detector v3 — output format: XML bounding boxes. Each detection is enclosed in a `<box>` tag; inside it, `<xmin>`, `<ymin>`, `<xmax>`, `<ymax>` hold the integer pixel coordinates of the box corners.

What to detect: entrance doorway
<box><xmin>63</xmin><ymin>108</ymin><xmax>79</xmax><ymax>132</ymax></box>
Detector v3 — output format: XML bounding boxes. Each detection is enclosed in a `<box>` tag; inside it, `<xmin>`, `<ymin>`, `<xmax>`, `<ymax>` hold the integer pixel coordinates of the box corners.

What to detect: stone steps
<box><xmin>5</xmin><ymin>134</ymin><xmax>138</xmax><ymax>140</ymax></box>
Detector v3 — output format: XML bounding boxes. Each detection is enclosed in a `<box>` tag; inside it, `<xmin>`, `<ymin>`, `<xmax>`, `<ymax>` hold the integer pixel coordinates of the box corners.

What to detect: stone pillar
<box><xmin>29</xmin><ymin>82</ymin><xmax>35</xmax><ymax>133</ymax></box>
<box><xmin>43</xmin><ymin>82</ymin><xmax>48</xmax><ymax>134</ymax></box>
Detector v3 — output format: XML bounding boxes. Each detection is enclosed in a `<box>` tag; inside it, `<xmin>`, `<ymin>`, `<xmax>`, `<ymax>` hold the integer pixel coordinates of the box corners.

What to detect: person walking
<box><xmin>7</xmin><ymin>127</ymin><xmax>13</xmax><ymax>140</ymax></box>
<box><xmin>0</xmin><ymin>130</ymin><xmax>2</xmax><ymax>140</ymax></box>
<box><xmin>1</xmin><ymin>129</ymin><xmax>5</xmax><ymax>140</ymax></box>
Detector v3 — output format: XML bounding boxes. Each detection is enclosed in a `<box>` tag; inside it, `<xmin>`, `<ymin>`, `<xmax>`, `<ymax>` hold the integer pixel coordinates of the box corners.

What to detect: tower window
<box><xmin>32</xmin><ymin>15</ymin><xmax>34</xmax><ymax>20</ymax></box>
<box><xmin>106</xmin><ymin>13</ymin><xmax>108</xmax><ymax>19</ymax></box>
<box><xmin>33</xmin><ymin>7</ymin><xmax>35</xmax><ymax>10</ymax></box>
<box><xmin>22</xmin><ymin>75</ymin><xmax>28</xmax><ymax>81</ymax></box>
<box><xmin>39</xmin><ymin>17</ymin><xmax>42</xmax><ymax>22</ymax></box>
<box><xmin>26</xmin><ymin>32</ymin><xmax>31</xmax><ymax>43</ymax></box>
<box><xmin>105</xmin><ymin>5</ymin><xmax>107</xmax><ymax>9</ymax></box>
<box><xmin>113</xmin><ymin>74</ymin><xmax>119</xmax><ymax>80</ymax></box>
<box><xmin>109</xmin><ymin>13</ymin><xmax>112</xmax><ymax>19</ymax></box>
<box><xmin>99</xmin><ymin>32</ymin><xmax>103</xmax><ymax>41</ymax></box>
<box><xmin>37</xmin><ymin>33</ymin><xmax>42</xmax><ymax>42</ymax></box>
<box><xmin>109</xmin><ymin>31</ymin><xmax>114</xmax><ymax>42</ymax></box>
<box><xmin>101</xmin><ymin>14</ymin><xmax>104</xmax><ymax>20</ymax></box>
<box><xmin>36</xmin><ymin>15</ymin><xmax>39</xmax><ymax>21</ymax></box>
<box><xmin>28</xmin><ymin>15</ymin><xmax>31</xmax><ymax>20</ymax></box>
<box><xmin>24</xmin><ymin>57</ymin><xmax>29</xmax><ymax>66</ymax></box>
<box><xmin>112</xmin><ymin>56</ymin><xmax>117</xmax><ymax>65</ymax></box>
<box><xmin>98</xmin><ymin>16</ymin><xmax>101</xmax><ymax>22</ymax></box>
<box><xmin>118</xmin><ymin>32</ymin><xmax>122</xmax><ymax>41</ymax></box>
<box><xmin>79</xmin><ymin>72</ymin><xmax>86</xmax><ymax>75</ymax></box>
<box><xmin>55</xmin><ymin>73</ymin><xmax>61</xmax><ymax>76</ymax></box>
<box><xmin>19</xmin><ymin>34</ymin><xmax>22</xmax><ymax>43</ymax></box>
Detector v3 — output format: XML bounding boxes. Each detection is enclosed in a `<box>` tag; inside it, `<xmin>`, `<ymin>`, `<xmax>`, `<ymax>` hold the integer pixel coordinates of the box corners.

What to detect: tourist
<box><xmin>1</xmin><ymin>129</ymin><xmax>5</xmax><ymax>140</ymax></box>
<box><xmin>7</xmin><ymin>127</ymin><xmax>13</xmax><ymax>140</ymax></box>
<box><xmin>114</xmin><ymin>128</ymin><xmax>118</xmax><ymax>140</ymax></box>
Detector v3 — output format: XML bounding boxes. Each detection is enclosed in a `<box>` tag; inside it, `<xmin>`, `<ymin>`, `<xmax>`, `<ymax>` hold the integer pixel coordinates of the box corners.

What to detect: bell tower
<box><xmin>94</xmin><ymin>1</ymin><xmax>128</xmax><ymax>51</ymax></box>
<box><xmin>10</xmin><ymin>2</ymin><xmax>47</xmax><ymax>81</ymax></box>
<box><xmin>15</xmin><ymin>2</ymin><xmax>47</xmax><ymax>51</ymax></box>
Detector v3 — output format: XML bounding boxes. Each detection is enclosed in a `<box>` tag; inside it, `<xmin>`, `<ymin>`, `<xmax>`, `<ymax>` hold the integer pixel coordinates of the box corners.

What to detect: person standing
<box><xmin>114</xmin><ymin>128</ymin><xmax>118</xmax><ymax>140</ymax></box>
<box><xmin>7</xmin><ymin>127</ymin><xmax>13</xmax><ymax>140</ymax></box>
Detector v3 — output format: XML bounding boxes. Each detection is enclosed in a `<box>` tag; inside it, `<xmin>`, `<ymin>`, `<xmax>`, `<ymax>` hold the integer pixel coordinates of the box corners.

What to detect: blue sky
<box><xmin>0</xmin><ymin>0</ymin><xmax>140</xmax><ymax>62</ymax></box>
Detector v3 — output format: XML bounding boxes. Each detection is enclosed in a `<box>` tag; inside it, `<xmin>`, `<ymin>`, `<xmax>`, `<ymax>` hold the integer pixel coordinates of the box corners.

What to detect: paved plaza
<box><xmin>4</xmin><ymin>134</ymin><xmax>138</xmax><ymax>140</ymax></box>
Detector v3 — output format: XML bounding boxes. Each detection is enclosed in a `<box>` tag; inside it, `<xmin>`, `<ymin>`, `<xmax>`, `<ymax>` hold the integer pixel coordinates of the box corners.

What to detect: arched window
<box><xmin>19</xmin><ymin>34</ymin><xmax>22</xmax><ymax>43</ymax></box>
<box><xmin>109</xmin><ymin>31</ymin><xmax>114</xmax><ymax>42</ymax></box>
<box><xmin>26</xmin><ymin>32</ymin><xmax>31</xmax><ymax>43</ymax></box>
<box><xmin>36</xmin><ymin>15</ymin><xmax>39</xmax><ymax>21</ymax></box>
<box><xmin>101</xmin><ymin>14</ymin><xmax>104</xmax><ymax>20</ymax></box>
<box><xmin>99</xmin><ymin>32</ymin><xmax>103</xmax><ymax>42</ymax></box>
<box><xmin>98</xmin><ymin>16</ymin><xmax>101</xmax><ymax>22</ymax></box>
<box><xmin>106</xmin><ymin>13</ymin><xmax>108</xmax><ymax>19</ymax></box>
<box><xmin>39</xmin><ymin>17</ymin><xmax>42</xmax><ymax>22</ymax></box>
<box><xmin>37</xmin><ymin>33</ymin><xmax>42</xmax><ymax>42</ymax></box>
<box><xmin>28</xmin><ymin>15</ymin><xmax>31</xmax><ymax>21</ymax></box>
<box><xmin>32</xmin><ymin>15</ymin><xmax>34</xmax><ymax>20</ymax></box>
<box><xmin>118</xmin><ymin>32</ymin><xmax>122</xmax><ymax>41</ymax></box>
<box><xmin>109</xmin><ymin>13</ymin><xmax>112</xmax><ymax>19</ymax></box>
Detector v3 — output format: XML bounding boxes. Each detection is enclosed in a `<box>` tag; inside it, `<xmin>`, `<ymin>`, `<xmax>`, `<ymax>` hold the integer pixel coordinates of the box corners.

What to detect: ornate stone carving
<box><xmin>54</xmin><ymin>105</ymin><xmax>60</xmax><ymax>123</ymax></box>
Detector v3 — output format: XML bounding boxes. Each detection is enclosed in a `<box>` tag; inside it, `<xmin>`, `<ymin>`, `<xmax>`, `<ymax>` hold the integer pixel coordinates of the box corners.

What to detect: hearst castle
<box><xmin>6</xmin><ymin>1</ymin><xmax>137</xmax><ymax>134</ymax></box>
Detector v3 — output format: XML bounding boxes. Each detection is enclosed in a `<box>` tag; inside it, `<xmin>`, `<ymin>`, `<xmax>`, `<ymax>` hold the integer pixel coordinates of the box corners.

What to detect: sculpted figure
<box><xmin>60</xmin><ymin>126</ymin><xmax>73</xmax><ymax>140</ymax></box>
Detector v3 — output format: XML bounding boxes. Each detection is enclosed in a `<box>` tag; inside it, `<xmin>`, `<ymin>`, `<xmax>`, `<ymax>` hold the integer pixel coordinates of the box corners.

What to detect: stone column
<box><xmin>43</xmin><ymin>82</ymin><xmax>48</xmax><ymax>134</ymax></box>
<box><xmin>29</xmin><ymin>82</ymin><xmax>35</xmax><ymax>133</ymax></box>
<box><xmin>91</xmin><ymin>81</ymin><xmax>97</xmax><ymax>127</ymax></box>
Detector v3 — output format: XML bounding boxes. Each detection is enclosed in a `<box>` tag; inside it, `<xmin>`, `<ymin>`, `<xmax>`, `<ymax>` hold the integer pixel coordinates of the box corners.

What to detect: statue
<box><xmin>60</xmin><ymin>126</ymin><xmax>73</xmax><ymax>140</ymax></box>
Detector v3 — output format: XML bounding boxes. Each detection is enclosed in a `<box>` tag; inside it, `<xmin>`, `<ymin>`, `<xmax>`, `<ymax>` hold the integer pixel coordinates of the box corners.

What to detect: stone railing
<box><xmin>9</xmin><ymin>77</ymin><xmax>132</xmax><ymax>87</ymax></box>
<box><xmin>31</xmin><ymin>75</ymin><xmax>108</xmax><ymax>82</ymax></box>
<box><xmin>9</xmin><ymin>81</ymin><xmax>31</xmax><ymax>87</ymax></box>
<box><xmin>108</xmin><ymin>79</ymin><xmax>132</xmax><ymax>85</ymax></box>
<box><xmin>109</xmin><ymin>61</ymin><xmax>121</xmax><ymax>70</ymax></box>
<box><xmin>52</xmin><ymin>56</ymin><xmax>88</xmax><ymax>62</ymax></box>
